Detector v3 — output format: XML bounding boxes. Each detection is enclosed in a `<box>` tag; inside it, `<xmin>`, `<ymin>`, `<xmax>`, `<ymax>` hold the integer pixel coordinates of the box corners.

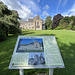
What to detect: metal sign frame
<box><xmin>9</xmin><ymin>35</ymin><xmax>65</xmax><ymax>75</ymax></box>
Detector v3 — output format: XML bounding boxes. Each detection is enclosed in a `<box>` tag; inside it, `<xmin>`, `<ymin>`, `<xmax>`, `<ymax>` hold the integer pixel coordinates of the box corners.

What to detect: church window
<box><xmin>37</xmin><ymin>17</ymin><xmax>39</xmax><ymax>20</ymax></box>
<box><xmin>37</xmin><ymin>22</ymin><xmax>39</xmax><ymax>25</ymax></box>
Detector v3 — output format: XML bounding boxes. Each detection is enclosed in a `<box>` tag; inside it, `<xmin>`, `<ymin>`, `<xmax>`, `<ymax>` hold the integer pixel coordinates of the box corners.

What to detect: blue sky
<box><xmin>20</xmin><ymin>39</ymin><xmax>43</xmax><ymax>44</ymax></box>
<box><xmin>0</xmin><ymin>0</ymin><xmax>75</xmax><ymax>20</ymax></box>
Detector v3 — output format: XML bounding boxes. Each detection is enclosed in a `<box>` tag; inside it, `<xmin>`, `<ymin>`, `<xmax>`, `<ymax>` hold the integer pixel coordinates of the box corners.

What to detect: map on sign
<box><xmin>9</xmin><ymin>36</ymin><xmax>64</xmax><ymax>69</ymax></box>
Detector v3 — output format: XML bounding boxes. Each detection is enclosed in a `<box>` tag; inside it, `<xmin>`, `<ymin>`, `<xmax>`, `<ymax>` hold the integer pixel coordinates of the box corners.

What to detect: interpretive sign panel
<box><xmin>9</xmin><ymin>36</ymin><xmax>64</xmax><ymax>69</ymax></box>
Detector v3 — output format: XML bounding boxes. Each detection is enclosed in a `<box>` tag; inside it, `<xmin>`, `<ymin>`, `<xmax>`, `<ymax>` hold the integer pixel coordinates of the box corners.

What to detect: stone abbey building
<box><xmin>20</xmin><ymin>15</ymin><xmax>45</xmax><ymax>30</ymax></box>
<box><xmin>18</xmin><ymin>41</ymin><xmax>43</xmax><ymax>51</ymax></box>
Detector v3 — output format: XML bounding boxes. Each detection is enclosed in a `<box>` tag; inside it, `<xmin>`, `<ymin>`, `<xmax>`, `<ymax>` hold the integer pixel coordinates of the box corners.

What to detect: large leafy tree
<box><xmin>45</xmin><ymin>16</ymin><xmax>52</xmax><ymax>30</ymax></box>
<box><xmin>52</xmin><ymin>14</ymin><xmax>63</xmax><ymax>29</ymax></box>
<box><xmin>0</xmin><ymin>2</ymin><xmax>21</xmax><ymax>37</ymax></box>
<box><xmin>70</xmin><ymin>16</ymin><xmax>75</xmax><ymax>29</ymax></box>
<box><xmin>0</xmin><ymin>2</ymin><xmax>11</xmax><ymax>36</ymax></box>
<box><xmin>56</xmin><ymin>16</ymin><xmax>75</xmax><ymax>30</ymax></box>
<box><xmin>59</xmin><ymin>16</ymin><xmax>71</xmax><ymax>29</ymax></box>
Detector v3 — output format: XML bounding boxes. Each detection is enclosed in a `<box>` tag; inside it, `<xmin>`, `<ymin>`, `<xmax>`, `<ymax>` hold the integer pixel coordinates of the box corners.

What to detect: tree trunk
<box><xmin>6</xmin><ymin>30</ymin><xmax>8</xmax><ymax>36</ymax></box>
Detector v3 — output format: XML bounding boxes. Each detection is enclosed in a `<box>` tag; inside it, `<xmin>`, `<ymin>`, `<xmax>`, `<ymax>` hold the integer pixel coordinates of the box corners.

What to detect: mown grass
<box><xmin>0</xmin><ymin>30</ymin><xmax>75</xmax><ymax>75</ymax></box>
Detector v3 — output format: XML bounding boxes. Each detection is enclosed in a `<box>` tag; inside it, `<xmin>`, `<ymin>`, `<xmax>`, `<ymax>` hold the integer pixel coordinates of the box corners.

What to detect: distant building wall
<box><xmin>19</xmin><ymin>15</ymin><xmax>45</xmax><ymax>30</ymax></box>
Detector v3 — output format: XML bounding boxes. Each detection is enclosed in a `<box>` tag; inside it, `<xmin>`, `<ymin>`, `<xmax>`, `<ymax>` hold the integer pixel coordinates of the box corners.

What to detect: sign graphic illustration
<box><xmin>16</xmin><ymin>38</ymin><xmax>44</xmax><ymax>52</ymax></box>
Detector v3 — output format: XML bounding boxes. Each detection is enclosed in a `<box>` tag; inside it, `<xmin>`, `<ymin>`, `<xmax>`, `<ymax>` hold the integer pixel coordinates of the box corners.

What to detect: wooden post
<box><xmin>19</xmin><ymin>69</ymin><xmax>24</xmax><ymax>75</ymax></box>
<box><xmin>49</xmin><ymin>68</ymin><xmax>54</xmax><ymax>75</ymax></box>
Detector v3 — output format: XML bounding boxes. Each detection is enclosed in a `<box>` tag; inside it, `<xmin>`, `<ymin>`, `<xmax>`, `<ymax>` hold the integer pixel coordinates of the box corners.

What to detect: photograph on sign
<box><xmin>28</xmin><ymin>52</ymin><xmax>45</xmax><ymax>65</ymax></box>
<box><xmin>16</xmin><ymin>38</ymin><xmax>44</xmax><ymax>52</ymax></box>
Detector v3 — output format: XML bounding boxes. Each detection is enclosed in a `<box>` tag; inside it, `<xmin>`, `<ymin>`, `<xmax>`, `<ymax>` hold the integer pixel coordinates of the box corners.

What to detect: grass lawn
<box><xmin>0</xmin><ymin>30</ymin><xmax>75</xmax><ymax>75</ymax></box>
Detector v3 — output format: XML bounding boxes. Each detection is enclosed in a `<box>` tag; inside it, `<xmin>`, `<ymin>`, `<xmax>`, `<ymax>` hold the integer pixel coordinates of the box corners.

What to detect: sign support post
<box><xmin>49</xmin><ymin>68</ymin><xmax>54</xmax><ymax>75</ymax></box>
<box><xmin>19</xmin><ymin>68</ymin><xmax>54</xmax><ymax>75</ymax></box>
<box><xmin>19</xmin><ymin>69</ymin><xmax>24</xmax><ymax>75</ymax></box>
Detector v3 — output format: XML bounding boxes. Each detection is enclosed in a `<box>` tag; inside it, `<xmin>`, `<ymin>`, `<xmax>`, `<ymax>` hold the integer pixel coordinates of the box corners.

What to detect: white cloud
<box><xmin>57</xmin><ymin>0</ymin><xmax>62</xmax><ymax>13</ymax></box>
<box><xmin>42</xmin><ymin>5</ymin><xmax>49</xmax><ymax>18</ymax></box>
<box><xmin>57</xmin><ymin>0</ymin><xmax>68</xmax><ymax>13</ymax></box>
<box><xmin>43</xmin><ymin>5</ymin><xmax>49</xmax><ymax>10</ymax></box>
<box><xmin>18</xmin><ymin>0</ymin><xmax>41</xmax><ymax>13</ymax></box>
<box><xmin>63</xmin><ymin>0</ymin><xmax>67</xmax><ymax>6</ymax></box>
<box><xmin>29</xmin><ymin>1</ymin><xmax>41</xmax><ymax>12</ymax></box>
<box><xmin>42</xmin><ymin>11</ymin><xmax>49</xmax><ymax>16</ymax></box>
<box><xmin>0</xmin><ymin>0</ymin><xmax>40</xmax><ymax>20</ymax></box>
<box><xmin>62</xmin><ymin>3</ymin><xmax>75</xmax><ymax>16</ymax></box>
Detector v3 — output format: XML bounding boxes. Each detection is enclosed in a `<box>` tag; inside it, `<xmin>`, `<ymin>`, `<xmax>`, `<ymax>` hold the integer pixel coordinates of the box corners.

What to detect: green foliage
<box><xmin>59</xmin><ymin>19</ymin><xmax>69</xmax><ymax>29</ymax></box>
<box><xmin>52</xmin><ymin>14</ymin><xmax>63</xmax><ymax>29</ymax></box>
<box><xmin>0</xmin><ymin>30</ymin><xmax>7</xmax><ymax>42</ymax></box>
<box><xmin>9</xmin><ymin>25</ymin><xmax>21</xmax><ymax>34</ymax></box>
<box><xmin>66</xmin><ymin>25</ymin><xmax>72</xmax><ymax>30</ymax></box>
<box><xmin>0</xmin><ymin>2</ymin><xmax>21</xmax><ymax>41</ymax></box>
<box><xmin>45</xmin><ymin>16</ymin><xmax>52</xmax><ymax>30</ymax></box>
<box><xmin>72</xmin><ymin>26</ymin><xmax>75</xmax><ymax>30</ymax></box>
<box><xmin>54</xmin><ymin>26</ymin><xmax>61</xmax><ymax>30</ymax></box>
<box><xmin>61</xmin><ymin>16</ymin><xmax>71</xmax><ymax>24</ymax></box>
<box><xmin>56</xmin><ymin>16</ymin><xmax>75</xmax><ymax>30</ymax></box>
<box><xmin>70</xmin><ymin>16</ymin><xmax>75</xmax><ymax>29</ymax></box>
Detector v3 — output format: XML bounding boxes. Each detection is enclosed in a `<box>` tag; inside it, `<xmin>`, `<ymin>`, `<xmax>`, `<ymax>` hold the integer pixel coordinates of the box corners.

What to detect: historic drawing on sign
<box><xmin>28</xmin><ymin>52</ymin><xmax>45</xmax><ymax>65</ymax></box>
<box><xmin>16</xmin><ymin>38</ymin><xmax>44</xmax><ymax>52</ymax></box>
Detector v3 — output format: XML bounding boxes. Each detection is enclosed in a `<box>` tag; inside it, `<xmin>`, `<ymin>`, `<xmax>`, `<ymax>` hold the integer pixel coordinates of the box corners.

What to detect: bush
<box><xmin>54</xmin><ymin>26</ymin><xmax>62</xmax><ymax>30</ymax></box>
<box><xmin>66</xmin><ymin>25</ymin><xmax>72</xmax><ymax>30</ymax></box>
<box><xmin>72</xmin><ymin>26</ymin><xmax>75</xmax><ymax>30</ymax></box>
<box><xmin>9</xmin><ymin>25</ymin><xmax>21</xmax><ymax>34</ymax></box>
<box><xmin>48</xmin><ymin>27</ymin><xmax>52</xmax><ymax>30</ymax></box>
<box><xmin>0</xmin><ymin>30</ymin><xmax>7</xmax><ymax>42</ymax></box>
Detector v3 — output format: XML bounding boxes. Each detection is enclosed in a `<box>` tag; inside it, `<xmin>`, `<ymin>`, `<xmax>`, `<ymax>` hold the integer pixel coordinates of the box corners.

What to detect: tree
<box><xmin>70</xmin><ymin>16</ymin><xmax>75</xmax><ymax>29</ymax></box>
<box><xmin>52</xmin><ymin>14</ymin><xmax>63</xmax><ymax>29</ymax></box>
<box><xmin>45</xmin><ymin>16</ymin><xmax>52</xmax><ymax>30</ymax></box>
<box><xmin>0</xmin><ymin>2</ymin><xmax>21</xmax><ymax>41</ymax></box>
<box><xmin>8</xmin><ymin>10</ymin><xmax>21</xmax><ymax>34</ymax></box>
<box><xmin>0</xmin><ymin>2</ymin><xmax>11</xmax><ymax>36</ymax></box>
<box><xmin>58</xmin><ymin>16</ymin><xmax>70</xmax><ymax>29</ymax></box>
<box><xmin>57</xmin><ymin>16</ymin><xmax>75</xmax><ymax>30</ymax></box>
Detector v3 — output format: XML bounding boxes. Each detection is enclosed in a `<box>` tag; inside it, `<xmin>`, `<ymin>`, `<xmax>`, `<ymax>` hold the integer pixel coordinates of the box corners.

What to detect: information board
<box><xmin>9</xmin><ymin>36</ymin><xmax>64</xmax><ymax>69</ymax></box>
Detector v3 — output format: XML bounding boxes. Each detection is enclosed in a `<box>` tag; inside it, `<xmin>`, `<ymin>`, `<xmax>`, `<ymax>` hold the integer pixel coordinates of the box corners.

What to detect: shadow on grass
<box><xmin>53</xmin><ymin>38</ymin><xmax>75</xmax><ymax>75</ymax></box>
<box><xmin>8</xmin><ymin>30</ymin><xmax>35</xmax><ymax>38</ymax></box>
<box><xmin>21</xmin><ymin>30</ymin><xmax>35</xmax><ymax>35</ymax></box>
<box><xmin>39</xmin><ymin>34</ymin><xmax>55</xmax><ymax>36</ymax></box>
<box><xmin>24</xmin><ymin>41</ymin><xmax>75</xmax><ymax>75</ymax></box>
<box><xmin>0</xmin><ymin>37</ymin><xmax>19</xmax><ymax>75</ymax></box>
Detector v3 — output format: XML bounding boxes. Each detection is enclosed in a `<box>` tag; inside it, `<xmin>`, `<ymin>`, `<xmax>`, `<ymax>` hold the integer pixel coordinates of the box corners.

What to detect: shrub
<box><xmin>66</xmin><ymin>25</ymin><xmax>72</xmax><ymax>30</ymax></box>
<box><xmin>72</xmin><ymin>26</ymin><xmax>75</xmax><ymax>30</ymax></box>
<box><xmin>54</xmin><ymin>26</ymin><xmax>63</xmax><ymax>30</ymax></box>
<box><xmin>0</xmin><ymin>30</ymin><xmax>7</xmax><ymax>42</ymax></box>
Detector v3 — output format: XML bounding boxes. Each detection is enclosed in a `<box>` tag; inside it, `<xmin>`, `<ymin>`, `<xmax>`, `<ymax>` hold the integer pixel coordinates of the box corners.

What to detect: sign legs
<box><xmin>19</xmin><ymin>69</ymin><xmax>24</xmax><ymax>75</ymax></box>
<box><xmin>19</xmin><ymin>69</ymin><xmax>53</xmax><ymax>75</ymax></box>
<box><xmin>49</xmin><ymin>68</ymin><xmax>54</xmax><ymax>75</ymax></box>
